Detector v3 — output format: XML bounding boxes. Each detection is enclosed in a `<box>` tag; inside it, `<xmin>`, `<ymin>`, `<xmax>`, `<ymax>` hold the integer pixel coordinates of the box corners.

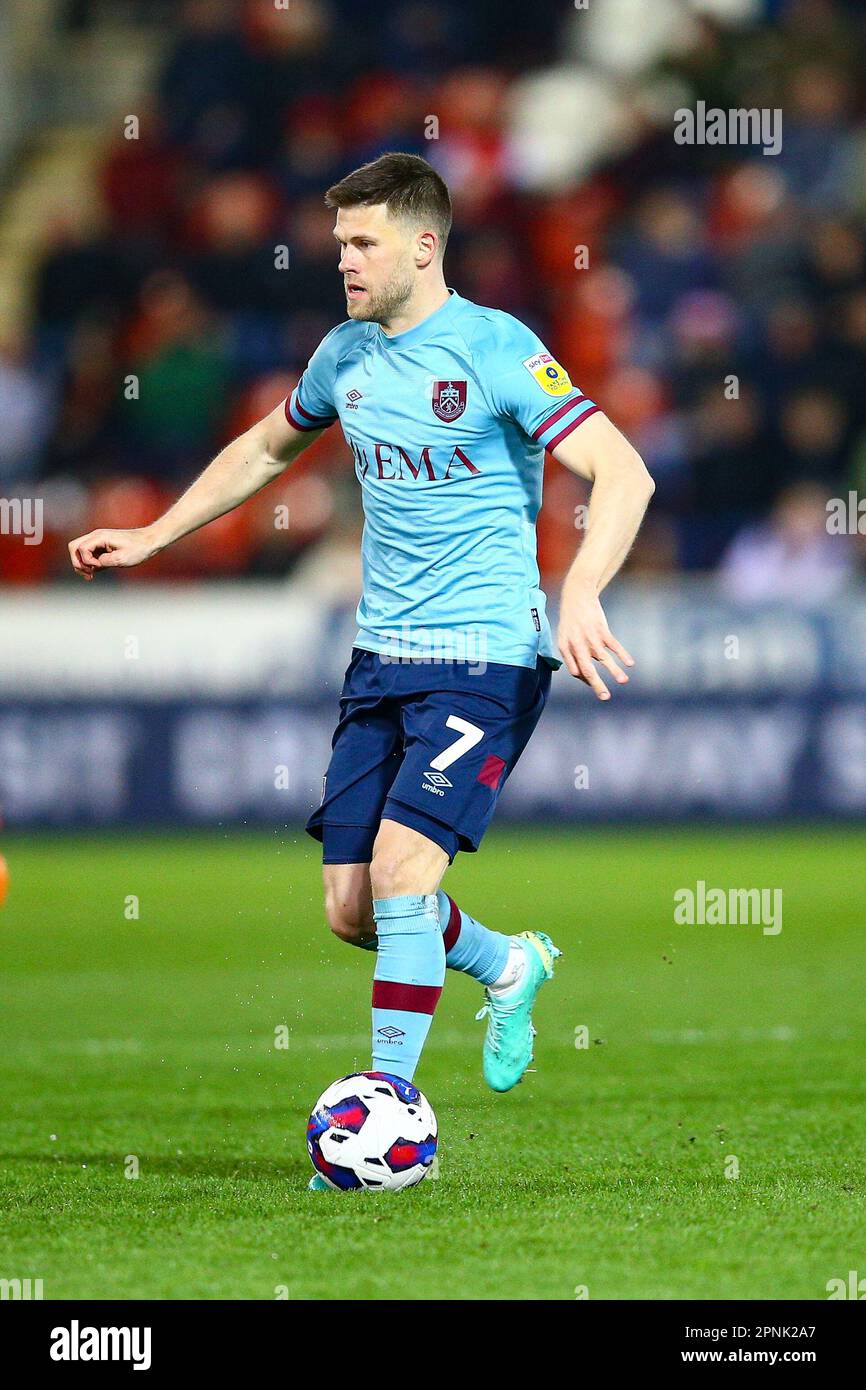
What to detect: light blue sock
<box><xmin>371</xmin><ymin>894</ymin><xmax>445</xmax><ymax>1080</ymax></box>
<box><xmin>436</xmin><ymin>890</ymin><xmax>510</xmax><ymax>986</ymax></box>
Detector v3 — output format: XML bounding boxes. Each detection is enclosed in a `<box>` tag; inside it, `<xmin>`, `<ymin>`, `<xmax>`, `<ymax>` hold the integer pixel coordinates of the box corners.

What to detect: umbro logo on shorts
<box><xmin>422</xmin><ymin>770</ymin><xmax>452</xmax><ymax>796</ymax></box>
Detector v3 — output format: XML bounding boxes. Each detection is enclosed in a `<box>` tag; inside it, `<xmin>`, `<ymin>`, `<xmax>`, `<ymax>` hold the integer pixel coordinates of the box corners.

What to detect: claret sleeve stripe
<box><xmin>543</xmin><ymin>402</ymin><xmax>601</xmax><ymax>452</ymax></box>
<box><xmin>285</xmin><ymin>385</ymin><xmax>337</xmax><ymax>431</ymax></box>
<box><xmin>531</xmin><ymin>395</ymin><xmax>589</xmax><ymax>440</ymax></box>
<box><xmin>533</xmin><ymin>396</ymin><xmax>600</xmax><ymax>450</ymax></box>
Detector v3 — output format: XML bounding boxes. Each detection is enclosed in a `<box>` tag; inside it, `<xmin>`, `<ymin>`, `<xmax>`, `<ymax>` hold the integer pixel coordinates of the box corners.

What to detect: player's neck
<box><xmin>379</xmin><ymin>280</ymin><xmax>450</xmax><ymax>338</ymax></box>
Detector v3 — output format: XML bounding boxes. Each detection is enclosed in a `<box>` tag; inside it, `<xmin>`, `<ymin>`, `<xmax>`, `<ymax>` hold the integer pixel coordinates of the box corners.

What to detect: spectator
<box><xmin>719</xmin><ymin>481</ymin><xmax>855</xmax><ymax>607</ymax></box>
<box><xmin>0</xmin><ymin>335</ymin><xmax>56</xmax><ymax>486</ymax></box>
<box><xmin>119</xmin><ymin>271</ymin><xmax>230</xmax><ymax>477</ymax></box>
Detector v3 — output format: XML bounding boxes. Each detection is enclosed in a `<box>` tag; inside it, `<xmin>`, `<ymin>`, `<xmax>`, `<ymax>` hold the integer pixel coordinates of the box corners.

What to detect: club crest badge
<box><xmin>432</xmin><ymin>379</ymin><xmax>467</xmax><ymax>422</ymax></box>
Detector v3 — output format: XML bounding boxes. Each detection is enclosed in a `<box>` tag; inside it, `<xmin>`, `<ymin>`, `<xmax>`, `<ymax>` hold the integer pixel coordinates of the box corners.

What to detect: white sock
<box><xmin>488</xmin><ymin>938</ymin><xmax>527</xmax><ymax>996</ymax></box>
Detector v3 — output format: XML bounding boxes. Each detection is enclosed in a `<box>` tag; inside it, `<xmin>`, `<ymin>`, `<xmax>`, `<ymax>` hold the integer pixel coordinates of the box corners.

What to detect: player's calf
<box><xmin>368</xmin><ymin>821</ymin><xmax>449</xmax><ymax>1081</ymax></box>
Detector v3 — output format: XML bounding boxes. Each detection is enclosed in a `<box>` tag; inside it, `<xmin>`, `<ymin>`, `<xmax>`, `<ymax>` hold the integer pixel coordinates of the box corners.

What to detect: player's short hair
<box><xmin>325</xmin><ymin>152</ymin><xmax>452</xmax><ymax>252</ymax></box>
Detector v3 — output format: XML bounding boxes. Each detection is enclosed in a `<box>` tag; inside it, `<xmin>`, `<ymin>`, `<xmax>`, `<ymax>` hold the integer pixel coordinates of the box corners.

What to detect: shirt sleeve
<box><xmin>284</xmin><ymin>327</ymin><xmax>341</xmax><ymax>432</ymax></box>
<box><xmin>486</xmin><ymin>318</ymin><xmax>601</xmax><ymax>451</ymax></box>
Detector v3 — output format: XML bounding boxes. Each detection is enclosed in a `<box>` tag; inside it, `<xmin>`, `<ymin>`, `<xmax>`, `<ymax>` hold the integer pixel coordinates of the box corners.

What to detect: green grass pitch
<box><xmin>1</xmin><ymin>827</ymin><xmax>864</xmax><ymax>1301</ymax></box>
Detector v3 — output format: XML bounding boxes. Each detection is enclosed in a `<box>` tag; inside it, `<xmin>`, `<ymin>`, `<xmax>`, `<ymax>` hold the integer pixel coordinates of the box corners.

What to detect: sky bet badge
<box><xmin>432</xmin><ymin>379</ymin><xmax>467</xmax><ymax>421</ymax></box>
<box><xmin>522</xmin><ymin>351</ymin><xmax>573</xmax><ymax>396</ymax></box>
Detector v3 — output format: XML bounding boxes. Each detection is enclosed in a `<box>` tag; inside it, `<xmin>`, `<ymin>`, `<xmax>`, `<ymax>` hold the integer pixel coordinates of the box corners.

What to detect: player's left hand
<box><xmin>557</xmin><ymin>580</ymin><xmax>634</xmax><ymax>700</ymax></box>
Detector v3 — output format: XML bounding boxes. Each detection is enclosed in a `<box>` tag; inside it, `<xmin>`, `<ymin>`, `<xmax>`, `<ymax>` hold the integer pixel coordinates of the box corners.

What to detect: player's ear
<box><xmin>415</xmin><ymin>229</ymin><xmax>438</xmax><ymax>269</ymax></box>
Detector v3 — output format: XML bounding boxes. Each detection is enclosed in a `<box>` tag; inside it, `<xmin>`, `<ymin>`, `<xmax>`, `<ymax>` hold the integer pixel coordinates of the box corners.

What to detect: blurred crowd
<box><xmin>1</xmin><ymin>0</ymin><xmax>865</xmax><ymax>600</ymax></box>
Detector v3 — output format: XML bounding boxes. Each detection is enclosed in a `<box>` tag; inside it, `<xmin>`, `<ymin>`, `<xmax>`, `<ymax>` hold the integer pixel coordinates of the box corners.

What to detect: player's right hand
<box><xmin>68</xmin><ymin>527</ymin><xmax>157</xmax><ymax>581</ymax></box>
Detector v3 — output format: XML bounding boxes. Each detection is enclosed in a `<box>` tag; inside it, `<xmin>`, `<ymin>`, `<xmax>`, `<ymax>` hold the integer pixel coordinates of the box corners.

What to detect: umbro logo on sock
<box><xmin>377</xmin><ymin>1025</ymin><xmax>406</xmax><ymax>1040</ymax></box>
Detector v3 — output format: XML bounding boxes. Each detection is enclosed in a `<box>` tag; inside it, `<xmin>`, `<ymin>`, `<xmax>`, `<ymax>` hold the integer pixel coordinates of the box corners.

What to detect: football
<box><xmin>306</xmin><ymin>1071</ymin><xmax>438</xmax><ymax>1191</ymax></box>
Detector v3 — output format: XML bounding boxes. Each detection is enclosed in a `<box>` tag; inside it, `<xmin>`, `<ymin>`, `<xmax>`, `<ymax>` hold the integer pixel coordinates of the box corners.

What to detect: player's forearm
<box><xmin>566</xmin><ymin>449</ymin><xmax>654</xmax><ymax>596</ymax></box>
<box><xmin>147</xmin><ymin>421</ymin><xmax>299</xmax><ymax>552</ymax></box>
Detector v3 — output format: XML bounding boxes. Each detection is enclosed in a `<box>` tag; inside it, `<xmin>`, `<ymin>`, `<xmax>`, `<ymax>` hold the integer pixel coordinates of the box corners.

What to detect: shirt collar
<box><xmin>376</xmin><ymin>289</ymin><xmax>461</xmax><ymax>351</ymax></box>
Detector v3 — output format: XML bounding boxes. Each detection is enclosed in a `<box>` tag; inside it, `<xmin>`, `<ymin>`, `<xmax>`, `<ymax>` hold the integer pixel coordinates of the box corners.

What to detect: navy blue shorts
<box><xmin>306</xmin><ymin>648</ymin><xmax>552</xmax><ymax>863</ymax></box>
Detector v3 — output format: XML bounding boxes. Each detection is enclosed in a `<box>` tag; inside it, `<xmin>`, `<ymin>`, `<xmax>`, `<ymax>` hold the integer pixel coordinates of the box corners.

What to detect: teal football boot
<box><xmin>476</xmin><ymin>931</ymin><xmax>561</xmax><ymax>1092</ymax></box>
<box><xmin>307</xmin><ymin>1173</ymin><xmax>332</xmax><ymax>1192</ymax></box>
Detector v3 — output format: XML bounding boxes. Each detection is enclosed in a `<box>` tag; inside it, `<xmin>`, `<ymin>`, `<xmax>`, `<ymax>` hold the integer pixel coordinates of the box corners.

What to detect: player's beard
<box><xmin>346</xmin><ymin>257</ymin><xmax>416</xmax><ymax>325</ymax></box>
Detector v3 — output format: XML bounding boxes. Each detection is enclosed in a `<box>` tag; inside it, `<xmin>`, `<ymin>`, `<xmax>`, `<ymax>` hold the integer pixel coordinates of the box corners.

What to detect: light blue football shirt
<box><xmin>285</xmin><ymin>290</ymin><xmax>600</xmax><ymax>670</ymax></box>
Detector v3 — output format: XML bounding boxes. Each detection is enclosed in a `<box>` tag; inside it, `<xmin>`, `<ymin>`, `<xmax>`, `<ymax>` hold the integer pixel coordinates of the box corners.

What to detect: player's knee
<box><xmin>324</xmin><ymin>887</ymin><xmax>373</xmax><ymax>946</ymax></box>
<box><xmin>370</xmin><ymin>823</ymin><xmax>448</xmax><ymax>900</ymax></box>
<box><xmin>368</xmin><ymin>850</ymin><xmax>406</xmax><ymax>901</ymax></box>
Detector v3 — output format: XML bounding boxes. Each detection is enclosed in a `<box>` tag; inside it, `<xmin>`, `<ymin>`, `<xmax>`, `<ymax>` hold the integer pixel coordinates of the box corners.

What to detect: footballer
<box><xmin>69</xmin><ymin>154</ymin><xmax>654</xmax><ymax>1181</ymax></box>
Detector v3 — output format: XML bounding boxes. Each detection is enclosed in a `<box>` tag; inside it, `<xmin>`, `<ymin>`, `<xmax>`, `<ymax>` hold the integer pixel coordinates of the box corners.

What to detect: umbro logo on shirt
<box><xmin>345</xmin><ymin>388</ymin><xmax>363</xmax><ymax>410</ymax></box>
